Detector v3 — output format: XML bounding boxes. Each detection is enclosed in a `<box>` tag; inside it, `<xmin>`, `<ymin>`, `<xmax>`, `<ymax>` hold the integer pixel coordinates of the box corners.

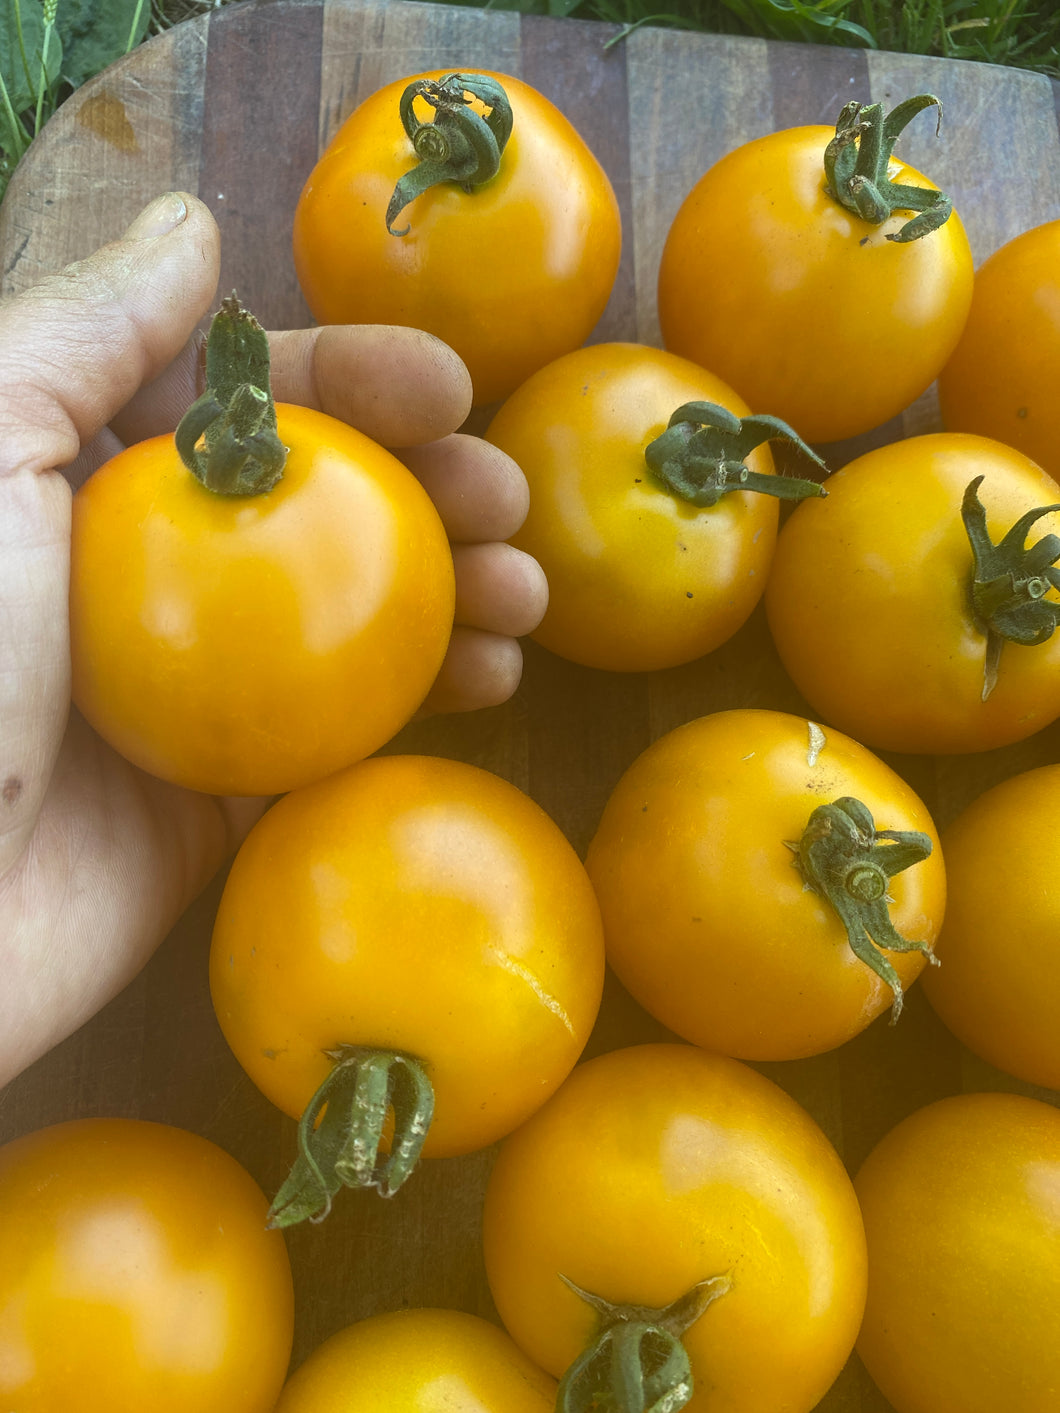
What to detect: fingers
<box><xmin>0</xmin><ymin>192</ymin><xmax>220</xmax><ymax>479</ymax></box>
<box><xmin>268</xmin><ymin>324</ymin><xmax>473</xmax><ymax>447</ymax></box>
<box><xmin>399</xmin><ymin>435</ymin><xmax>529</xmax><ymax>542</ymax></box>
<box><xmin>452</xmin><ymin>543</ymin><xmax>547</xmax><ymax>637</ymax></box>
<box><xmin>418</xmin><ymin>628</ymin><xmax>526</xmax><ymax>716</ymax></box>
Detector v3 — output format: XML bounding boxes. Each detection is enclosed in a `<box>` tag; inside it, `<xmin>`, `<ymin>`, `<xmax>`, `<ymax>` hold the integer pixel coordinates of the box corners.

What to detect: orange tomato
<box><xmin>855</xmin><ymin>1092</ymin><xmax>1060</xmax><ymax>1413</ymax></box>
<box><xmin>585</xmin><ymin>709</ymin><xmax>945</xmax><ymax>1060</ymax></box>
<box><xmin>70</xmin><ymin>403</ymin><xmax>453</xmax><ymax>796</ymax></box>
<box><xmin>0</xmin><ymin>1118</ymin><xmax>294</xmax><ymax>1412</ymax></box>
<box><xmin>922</xmin><ymin>763</ymin><xmax>1060</xmax><ymax>1090</ymax></box>
<box><xmin>939</xmin><ymin>218</ymin><xmax>1060</xmax><ymax>478</ymax></box>
<box><xmin>293</xmin><ymin>70</ymin><xmax>621</xmax><ymax>406</ymax></box>
<box><xmin>483</xmin><ymin>1043</ymin><xmax>867</xmax><ymax>1413</ymax></box>
<box><xmin>275</xmin><ymin>1309</ymin><xmax>556</xmax><ymax>1412</ymax></box>
<box><xmin>488</xmin><ymin>343</ymin><xmax>823</xmax><ymax>672</ymax></box>
<box><xmin>658</xmin><ymin>118</ymin><xmax>972</xmax><ymax>443</ymax></box>
<box><xmin>765</xmin><ymin>432</ymin><xmax>1060</xmax><ymax>754</ymax></box>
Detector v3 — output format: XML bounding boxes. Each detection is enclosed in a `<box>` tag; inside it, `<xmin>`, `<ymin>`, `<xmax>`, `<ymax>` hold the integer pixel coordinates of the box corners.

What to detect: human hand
<box><xmin>0</xmin><ymin>191</ymin><xmax>546</xmax><ymax>1089</ymax></box>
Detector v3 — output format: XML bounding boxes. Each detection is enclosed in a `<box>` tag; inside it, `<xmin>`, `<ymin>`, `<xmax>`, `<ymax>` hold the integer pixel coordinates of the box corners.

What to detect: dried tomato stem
<box><xmin>823</xmin><ymin>94</ymin><xmax>953</xmax><ymax>243</ymax></box>
<box><xmin>790</xmin><ymin>796</ymin><xmax>936</xmax><ymax>1022</ymax></box>
<box><xmin>266</xmin><ymin>1046</ymin><xmax>434</xmax><ymax>1228</ymax></box>
<box><xmin>387</xmin><ymin>72</ymin><xmax>512</xmax><ymax>235</ymax></box>
<box><xmin>961</xmin><ymin>475</ymin><xmax>1060</xmax><ymax>700</ymax></box>
<box><xmin>175</xmin><ymin>294</ymin><xmax>286</xmax><ymax>496</ymax></box>
<box><xmin>556</xmin><ymin>1274</ymin><xmax>731</xmax><ymax>1413</ymax></box>
<box><xmin>644</xmin><ymin>401</ymin><xmax>827</xmax><ymax>508</ymax></box>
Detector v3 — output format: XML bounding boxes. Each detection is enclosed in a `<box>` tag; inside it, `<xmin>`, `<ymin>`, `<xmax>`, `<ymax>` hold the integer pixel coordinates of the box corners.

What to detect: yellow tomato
<box><xmin>586</xmin><ymin>709</ymin><xmax>945</xmax><ymax>1060</ymax></box>
<box><xmin>293</xmin><ymin>70</ymin><xmax>621</xmax><ymax>406</ymax></box>
<box><xmin>0</xmin><ymin>1119</ymin><xmax>294</xmax><ymax>1412</ymax></box>
<box><xmin>488</xmin><ymin>343</ymin><xmax>817</xmax><ymax>672</ymax></box>
<box><xmin>658</xmin><ymin>120</ymin><xmax>972</xmax><ymax>443</ymax></box>
<box><xmin>856</xmin><ymin>1093</ymin><xmax>1060</xmax><ymax>1413</ymax></box>
<box><xmin>483</xmin><ymin>1043</ymin><xmax>867</xmax><ymax>1413</ymax></box>
<box><xmin>210</xmin><ymin>754</ymin><xmax>604</xmax><ymax>1160</ymax></box>
<box><xmin>275</xmin><ymin>1309</ymin><xmax>556</xmax><ymax>1412</ymax></box>
<box><xmin>70</xmin><ymin>403</ymin><xmax>453</xmax><ymax>796</ymax></box>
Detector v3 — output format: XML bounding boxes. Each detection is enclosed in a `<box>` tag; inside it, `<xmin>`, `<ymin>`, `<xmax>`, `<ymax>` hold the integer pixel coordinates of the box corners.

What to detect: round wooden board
<box><xmin>2</xmin><ymin>3</ymin><xmax>1059</xmax><ymax>1407</ymax></box>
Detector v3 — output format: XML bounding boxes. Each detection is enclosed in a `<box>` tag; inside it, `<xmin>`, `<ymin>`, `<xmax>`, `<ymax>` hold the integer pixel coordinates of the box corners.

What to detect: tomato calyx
<box><xmin>789</xmin><ymin>796</ymin><xmax>937</xmax><ymax>1022</ymax></box>
<box><xmin>175</xmin><ymin>294</ymin><xmax>287</xmax><ymax>496</ymax></box>
<box><xmin>555</xmin><ymin>1272</ymin><xmax>731</xmax><ymax>1413</ymax></box>
<box><xmin>643</xmin><ymin>401</ymin><xmax>827</xmax><ymax>508</ymax></box>
<box><xmin>266</xmin><ymin>1046</ymin><xmax>434</xmax><ymax>1228</ymax></box>
<box><xmin>823</xmin><ymin>94</ymin><xmax>953</xmax><ymax>243</ymax></box>
<box><xmin>961</xmin><ymin>475</ymin><xmax>1060</xmax><ymax>701</ymax></box>
<box><xmin>386</xmin><ymin>73</ymin><xmax>513</xmax><ymax>236</ymax></box>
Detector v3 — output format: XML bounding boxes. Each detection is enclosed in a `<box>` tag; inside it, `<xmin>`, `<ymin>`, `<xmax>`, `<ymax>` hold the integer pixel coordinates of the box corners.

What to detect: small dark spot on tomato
<box><xmin>1018</xmin><ymin>407</ymin><xmax>1029</xmax><ymax>418</ymax></box>
<box><xmin>678</xmin><ymin>543</ymin><xmax>687</xmax><ymax>551</ymax></box>
<box><xmin>686</xmin><ymin>591</ymin><xmax>694</xmax><ymax>598</ymax></box>
<box><xmin>634</xmin><ymin>477</ymin><xmax>642</xmax><ymax>483</ymax></box>
<box><xmin>263</xmin><ymin>1048</ymin><xmax>278</xmax><ymax>1059</ymax></box>
<box><xmin>860</xmin><ymin>236</ymin><xmax>870</xmax><ymax>247</ymax></box>
<box><xmin>2</xmin><ymin>776</ymin><xmax>22</xmax><ymax>806</ymax></box>
<box><xmin>692</xmin><ymin>916</ymin><xmax>702</xmax><ymax>922</ymax></box>
<box><xmin>642</xmin><ymin>804</ymin><xmax>649</xmax><ymax>812</ymax></box>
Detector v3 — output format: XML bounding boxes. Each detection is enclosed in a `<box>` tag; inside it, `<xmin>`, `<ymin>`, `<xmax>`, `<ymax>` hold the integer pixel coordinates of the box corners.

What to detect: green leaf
<box><xmin>56</xmin><ymin>0</ymin><xmax>149</xmax><ymax>90</ymax></box>
<box><xmin>1</xmin><ymin>0</ymin><xmax>62</xmax><ymax>115</ymax></box>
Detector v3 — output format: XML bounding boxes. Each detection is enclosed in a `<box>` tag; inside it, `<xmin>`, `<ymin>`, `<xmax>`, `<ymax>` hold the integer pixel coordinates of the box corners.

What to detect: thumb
<box><xmin>0</xmin><ymin>193</ymin><xmax>220</xmax><ymax>881</ymax></box>
<box><xmin>0</xmin><ymin>192</ymin><xmax>220</xmax><ymax>479</ymax></box>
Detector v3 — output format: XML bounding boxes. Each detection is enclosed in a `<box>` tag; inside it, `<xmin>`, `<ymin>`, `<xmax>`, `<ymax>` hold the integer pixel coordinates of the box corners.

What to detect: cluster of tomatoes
<box><xmin>2</xmin><ymin>65</ymin><xmax>1059</xmax><ymax>1413</ymax></box>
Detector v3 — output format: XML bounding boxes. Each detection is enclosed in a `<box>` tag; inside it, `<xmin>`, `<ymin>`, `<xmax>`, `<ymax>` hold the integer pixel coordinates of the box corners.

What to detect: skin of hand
<box><xmin>0</xmin><ymin>191</ymin><xmax>547</xmax><ymax>1090</ymax></box>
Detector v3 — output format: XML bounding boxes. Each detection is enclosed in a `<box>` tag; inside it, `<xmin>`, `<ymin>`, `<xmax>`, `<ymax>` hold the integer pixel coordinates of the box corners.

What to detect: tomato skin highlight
<box><xmin>855</xmin><ymin>1092</ymin><xmax>1060</xmax><ymax>1413</ymax></box>
<box><xmin>483</xmin><ymin>1042</ymin><xmax>867</xmax><ymax>1413</ymax></box>
<box><xmin>274</xmin><ymin>1308</ymin><xmax>556</xmax><ymax>1412</ymax></box>
<box><xmin>657</xmin><ymin>124</ymin><xmax>973</xmax><ymax>443</ymax></box>
<box><xmin>293</xmin><ymin>71</ymin><xmax>621</xmax><ymax>407</ymax></box>
<box><xmin>921</xmin><ymin>764</ymin><xmax>1060</xmax><ymax>1091</ymax></box>
<box><xmin>585</xmin><ymin>709</ymin><xmax>944</xmax><ymax>1060</ymax></box>
<box><xmin>764</xmin><ymin>432</ymin><xmax>1060</xmax><ymax>754</ymax></box>
<box><xmin>209</xmin><ymin>754</ymin><xmax>605</xmax><ymax>1158</ymax></box>
<box><xmin>487</xmin><ymin>342</ymin><xmax>784</xmax><ymax>672</ymax></box>
<box><xmin>938</xmin><ymin>217</ymin><xmax>1060</xmax><ymax>479</ymax></box>
<box><xmin>69</xmin><ymin>403</ymin><xmax>454</xmax><ymax>797</ymax></box>
<box><xmin>0</xmin><ymin>1118</ymin><xmax>294</xmax><ymax>1413</ymax></box>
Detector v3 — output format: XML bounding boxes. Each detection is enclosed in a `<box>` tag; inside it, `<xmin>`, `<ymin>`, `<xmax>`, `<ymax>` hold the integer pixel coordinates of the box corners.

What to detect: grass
<box><xmin>1</xmin><ymin>0</ymin><xmax>1058</xmax><ymax>204</ymax></box>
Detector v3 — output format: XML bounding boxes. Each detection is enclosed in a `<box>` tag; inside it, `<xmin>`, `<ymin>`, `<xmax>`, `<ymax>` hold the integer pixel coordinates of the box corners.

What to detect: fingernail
<box><xmin>123</xmin><ymin>191</ymin><xmax>188</xmax><ymax>240</ymax></box>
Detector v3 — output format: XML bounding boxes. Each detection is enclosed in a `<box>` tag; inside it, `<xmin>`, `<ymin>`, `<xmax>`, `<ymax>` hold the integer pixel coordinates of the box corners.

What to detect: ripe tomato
<box><xmin>293</xmin><ymin>70</ymin><xmax>621</xmax><ymax>406</ymax></box>
<box><xmin>483</xmin><ymin>1043</ymin><xmax>867</xmax><ymax>1413</ymax></box>
<box><xmin>938</xmin><ymin>218</ymin><xmax>1060</xmax><ymax>478</ymax></box>
<box><xmin>274</xmin><ymin>1309</ymin><xmax>556</xmax><ymax>1412</ymax></box>
<box><xmin>585</xmin><ymin>709</ymin><xmax>944</xmax><ymax>1061</ymax></box>
<box><xmin>210</xmin><ymin>754</ymin><xmax>604</xmax><ymax>1220</ymax></box>
<box><xmin>921</xmin><ymin>764</ymin><xmax>1060</xmax><ymax>1090</ymax></box>
<box><xmin>486</xmin><ymin>342</ymin><xmax>824</xmax><ymax>672</ymax></box>
<box><xmin>657</xmin><ymin>101</ymin><xmax>973</xmax><ymax>443</ymax></box>
<box><xmin>70</xmin><ymin>400</ymin><xmax>454</xmax><ymax>796</ymax></box>
<box><xmin>764</xmin><ymin>432</ymin><xmax>1060</xmax><ymax>754</ymax></box>
<box><xmin>0</xmin><ymin>1118</ymin><xmax>294</xmax><ymax>1413</ymax></box>
<box><xmin>855</xmin><ymin>1092</ymin><xmax>1060</xmax><ymax>1413</ymax></box>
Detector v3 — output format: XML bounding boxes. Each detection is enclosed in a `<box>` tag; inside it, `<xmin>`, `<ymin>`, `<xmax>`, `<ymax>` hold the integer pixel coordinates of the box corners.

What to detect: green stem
<box><xmin>644</xmin><ymin>402</ymin><xmax>827</xmax><ymax>508</ymax></box>
<box><xmin>823</xmin><ymin>94</ymin><xmax>953</xmax><ymax>242</ymax></box>
<box><xmin>387</xmin><ymin>72</ymin><xmax>512</xmax><ymax>235</ymax></box>
<box><xmin>961</xmin><ymin>476</ymin><xmax>1060</xmax><ymax>700</ymax></box>
<box><xmin>789</xmin><ymin>796</ymin><xmax>937</xmax><ymax>1022</ymax></box>
<box><xmin>267</xmin><ymin>1047</ymin><xmax>435</xmax><ymax>1228</ymax></box>
<box><xmin>175</xmin><ymin>294</ymin><xmax>287</xmax><ymax>496</ymax></box>
<box><xmin>556</xmin><ymin>1274</ymin><xmax>731</xmax><ymax>1413</ymax></box>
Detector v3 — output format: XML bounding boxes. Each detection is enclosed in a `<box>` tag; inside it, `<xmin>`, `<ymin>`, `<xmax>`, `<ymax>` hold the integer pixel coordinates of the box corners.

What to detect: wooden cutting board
<box><xmin>2</xmin><ymin>3</ymin><xmax>1059</xmax><ymax>1407</ymax></box>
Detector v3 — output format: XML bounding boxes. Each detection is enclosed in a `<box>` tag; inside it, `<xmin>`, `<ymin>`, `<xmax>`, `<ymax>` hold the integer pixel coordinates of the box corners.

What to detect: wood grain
<box><xmin>2</xmin><ymin>4</ymin><xmax>1059</xmax><ymax>1407</ymax></box>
